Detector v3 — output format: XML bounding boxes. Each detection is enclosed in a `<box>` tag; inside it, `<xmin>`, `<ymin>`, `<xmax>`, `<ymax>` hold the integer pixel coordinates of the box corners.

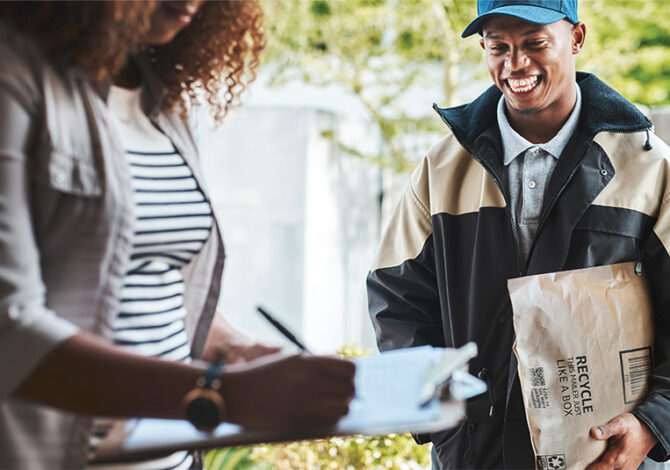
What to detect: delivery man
<box><xmin>367</xmin><ymin>0</ymin><xmax>670</xmax><ymax>468</ymax></box>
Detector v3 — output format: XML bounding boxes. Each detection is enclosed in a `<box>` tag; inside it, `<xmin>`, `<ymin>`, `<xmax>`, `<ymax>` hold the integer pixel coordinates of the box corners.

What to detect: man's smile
<box><xmin>505</xmin><ymin>75</ymin><xmax>541</xmax><ymax>94</ymax></box>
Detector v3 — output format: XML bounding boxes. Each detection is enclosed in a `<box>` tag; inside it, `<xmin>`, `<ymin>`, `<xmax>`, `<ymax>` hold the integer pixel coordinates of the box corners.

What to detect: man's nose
<box><xmin>505</xmin><ymin>50</ymin><xmax>530</xmax><ymax>71</ymax></box>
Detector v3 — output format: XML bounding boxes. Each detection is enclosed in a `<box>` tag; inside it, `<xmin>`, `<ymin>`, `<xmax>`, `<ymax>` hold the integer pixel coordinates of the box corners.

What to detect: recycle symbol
<box><xmin>547</xmin><ymin>455</ymin><xmax>565</xmax><ymax>469</ymax></box>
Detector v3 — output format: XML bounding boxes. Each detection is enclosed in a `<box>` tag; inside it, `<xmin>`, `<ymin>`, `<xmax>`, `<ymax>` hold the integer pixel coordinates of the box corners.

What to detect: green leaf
<box><xmin>205</xmin><ymin>448</ymin><xmax>259</xmax><ymax>470</ymax></box>
<box><xmin>310</xmin><ymin>0</ymin><xmax>331</xmax><ymax>17</ymax></box>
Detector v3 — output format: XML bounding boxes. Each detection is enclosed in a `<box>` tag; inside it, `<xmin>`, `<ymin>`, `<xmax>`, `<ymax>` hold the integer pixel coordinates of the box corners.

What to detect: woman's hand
<box><xmin>222</xmin><ymin>340</ymin><xmax>283</xmax><ymax>364</ymax></box>
<box><xmin>202</xmin><ymin>312</ymin><xmax>283</xmax><ymax>364</ymax></box>
<box><xmin>220</xmin><ymin>353</ymin><xmax>356</xmax><ymax>429</ymax></box>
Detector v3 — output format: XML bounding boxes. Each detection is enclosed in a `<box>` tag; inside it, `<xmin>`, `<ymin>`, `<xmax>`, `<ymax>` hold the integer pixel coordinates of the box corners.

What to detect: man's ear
<box><xmin>480</xmin><ymin>38</ymin><xmax>485</xmax><ymax>50</ymax></box>
<box><xmin>571</xmin><ymin>21</ymin><xmax>586</xmax><ymax>54</ymax></box>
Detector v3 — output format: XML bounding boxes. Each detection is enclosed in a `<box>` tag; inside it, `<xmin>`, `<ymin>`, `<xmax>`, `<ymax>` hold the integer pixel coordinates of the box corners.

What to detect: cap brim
<box><xmin>461</xmin><ymin>5</ymin><xmax>567</xmax><ymax>38</ymax></box>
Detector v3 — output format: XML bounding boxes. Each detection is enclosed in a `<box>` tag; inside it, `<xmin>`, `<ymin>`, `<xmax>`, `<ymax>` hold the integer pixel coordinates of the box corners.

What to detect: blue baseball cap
<box><xmin>462</xmin><ymin>0</ymin><xmax>579</xmax><ymax>38</ymax></box>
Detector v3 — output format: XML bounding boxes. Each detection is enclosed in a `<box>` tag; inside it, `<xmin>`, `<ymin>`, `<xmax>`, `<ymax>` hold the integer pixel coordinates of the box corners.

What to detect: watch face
<box><xmin>186</xmin><ymin>396</ymin><xmax>221</xmax><ymax>430</ymax></box>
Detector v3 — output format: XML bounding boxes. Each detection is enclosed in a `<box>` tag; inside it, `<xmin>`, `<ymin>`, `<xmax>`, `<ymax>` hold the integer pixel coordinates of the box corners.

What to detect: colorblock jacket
<box><xmin>367</xmin><ymin>72</ymin><xmax>670</xmax><ymax>468</ymax></box>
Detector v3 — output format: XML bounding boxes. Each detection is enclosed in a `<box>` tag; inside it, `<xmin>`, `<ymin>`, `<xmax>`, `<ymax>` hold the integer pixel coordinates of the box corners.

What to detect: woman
<box><xmin>0</xmin><ymin>2</ymin><xmax>356</xmax><ymax>469</ymax></box>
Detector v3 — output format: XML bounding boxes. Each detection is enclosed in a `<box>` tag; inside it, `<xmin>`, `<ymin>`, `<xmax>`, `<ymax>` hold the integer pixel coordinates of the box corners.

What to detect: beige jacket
<box><xmin>0</xmin><ymin>26</ymin><xmax>225</xmax><ymax>469</ymax></box>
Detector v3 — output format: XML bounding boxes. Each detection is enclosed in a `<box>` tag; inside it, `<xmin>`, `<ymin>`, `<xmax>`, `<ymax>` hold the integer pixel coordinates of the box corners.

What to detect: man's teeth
<box><xmin>508</xmin><ymin>76</ymin><xmax>539</xmax><ymax>93</ymax></box>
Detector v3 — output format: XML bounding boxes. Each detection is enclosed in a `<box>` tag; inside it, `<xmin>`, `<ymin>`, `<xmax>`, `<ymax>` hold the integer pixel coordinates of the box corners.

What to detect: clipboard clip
<box><xmin>418</xmin><ymin>342</ymin><xmax>486</xmax><ymax>407</ymax></box>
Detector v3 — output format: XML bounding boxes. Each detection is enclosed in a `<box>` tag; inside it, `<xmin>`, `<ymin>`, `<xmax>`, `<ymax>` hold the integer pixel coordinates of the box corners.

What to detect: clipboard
<box><xmin>92</xmin><ymin>344</ymin><xmax>485</xmax><ymax>463</ymax></box>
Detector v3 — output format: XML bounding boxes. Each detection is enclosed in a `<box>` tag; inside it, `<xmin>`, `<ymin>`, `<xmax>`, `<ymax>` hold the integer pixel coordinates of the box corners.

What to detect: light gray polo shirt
<box><xmin>498</xmin><ymin>84</ymin><xmax>582</xmax><ymax>267</ymax></box>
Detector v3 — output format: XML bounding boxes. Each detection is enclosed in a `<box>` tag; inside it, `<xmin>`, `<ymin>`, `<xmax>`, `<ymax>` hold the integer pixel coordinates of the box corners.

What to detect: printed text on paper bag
<box><xmin>557</xmin><ymin>356</ymin><xmax>593</xmax><ymax>417</ymax></box>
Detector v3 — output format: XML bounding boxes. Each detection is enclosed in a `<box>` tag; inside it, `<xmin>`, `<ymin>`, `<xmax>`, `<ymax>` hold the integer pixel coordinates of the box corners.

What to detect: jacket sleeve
<box><xmin>367</xmin><ymin>157</ymin><xmax>445</xmax><ymax>353</ymax></box>
<box><xmin>633</xmin><ymin>189</ymin><xmax>670</xmax><ymax>461</ymax></box>
<box><xmin>0</xmin><ymin>80</ymin><xmax>79</xmax><ymax>400</ymax></box>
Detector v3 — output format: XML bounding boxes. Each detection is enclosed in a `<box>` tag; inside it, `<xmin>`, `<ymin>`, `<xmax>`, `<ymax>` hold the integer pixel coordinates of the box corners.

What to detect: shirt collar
<box><xmin>498</xmin><ymin>84</ymin><xmax>582</xmax><ymax>166</ymax></box>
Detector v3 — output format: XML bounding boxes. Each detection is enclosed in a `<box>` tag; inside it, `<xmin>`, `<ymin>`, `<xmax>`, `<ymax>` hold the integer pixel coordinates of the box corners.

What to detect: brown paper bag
<box><xmin>508</xmin><ymin>262</ymin><xmax>654</xmax><ymax>470</ymax></box>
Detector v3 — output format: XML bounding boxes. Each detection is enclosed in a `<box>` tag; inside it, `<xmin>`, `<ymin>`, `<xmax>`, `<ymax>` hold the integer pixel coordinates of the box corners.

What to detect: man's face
<box><xmin>480</xmin><ymin>16</ymin><xmax>585</xmax><ymax>117</ymax></box>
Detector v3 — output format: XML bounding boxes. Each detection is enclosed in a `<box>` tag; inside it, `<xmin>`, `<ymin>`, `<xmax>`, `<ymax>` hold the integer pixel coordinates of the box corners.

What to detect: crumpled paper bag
<box><xmin>508</xmin><ymin>262</ymin><xmax>653</xmax><ymax>470</ymax></box>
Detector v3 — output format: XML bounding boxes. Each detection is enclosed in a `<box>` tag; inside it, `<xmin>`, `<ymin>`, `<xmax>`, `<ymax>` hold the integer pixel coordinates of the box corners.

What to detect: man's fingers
<box><xmin>587</xmin><ymin>414</ymin><xmax>655</xmax><ymax>470</ymax></box>
<box><xmin>587</xmin><ymin>461</ymin><xmax>607</xmax><ymax>470</ymax></box>
<box><xmin>591</xmin><ymin>416</ymin><xmax>625</xmax><ymax>440</ymax></box>
<box><xmin>591</xmin><ymin>425</ymin><xmax>608</xmax><ymax>440</ymax></box>
<box><xmin>587</xmin><ymin>440</ymin><xmax>625</xmax><ymax>470</ymax></box>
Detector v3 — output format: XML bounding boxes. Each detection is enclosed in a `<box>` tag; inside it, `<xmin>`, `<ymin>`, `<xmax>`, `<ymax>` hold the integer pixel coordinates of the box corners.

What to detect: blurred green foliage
<box><xmin>248</xmin><ymin>433</ymin><xmax>431</xmax><ymax>470</ymax></box>
<box><xmin>260</xmin><ymin>0</ymin><xmax>670</xmax><ymax>172</ymax></box>
<box><xmin>262</xmin><ymin>0</ymin><xmax>479</xmax><ymax>172</ymax></box>
<box><xmin>205</xmin><ymin>433</ymin><xmax>431</xmax><ymax>470</ymax></box>
<box><xmin>204</xmin><ymin>447</ymin><xmax>269</xmax><ymax>470</ymax></box>
<box><xmin>204</xmin><ymin>344</ymin><xmax>433</xmax><ymax>469</ymax></box>
<box><xmin>578</xmin><ymin>1</ymin><xmax>670</xmax><ymax>107</ymax></box>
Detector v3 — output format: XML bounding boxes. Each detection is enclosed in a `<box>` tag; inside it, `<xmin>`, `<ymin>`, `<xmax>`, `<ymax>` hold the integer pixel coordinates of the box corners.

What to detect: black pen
<box><xmin>256</xmin><ymin>306</ymin><xmax>312</xmax><ymax>354</ymax></box>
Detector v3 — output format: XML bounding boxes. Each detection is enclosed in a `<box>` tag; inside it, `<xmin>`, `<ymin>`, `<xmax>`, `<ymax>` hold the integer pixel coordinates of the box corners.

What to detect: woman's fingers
<box><xmin>220</xmin><ymin>353</ymin><xmax>356</xmax><ymax>430</ymax></box>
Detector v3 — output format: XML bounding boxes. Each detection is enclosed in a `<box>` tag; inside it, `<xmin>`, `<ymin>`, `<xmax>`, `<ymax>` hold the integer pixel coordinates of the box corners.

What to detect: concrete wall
<box><xmin>199</xmin><ymin>107</ymin><xmax>382</xmax><ymax>353</ymax></box>
<box><xmin>651</xmin><ymin>108</ymin><xmax>670</xmax><ymax>142</ymax></box>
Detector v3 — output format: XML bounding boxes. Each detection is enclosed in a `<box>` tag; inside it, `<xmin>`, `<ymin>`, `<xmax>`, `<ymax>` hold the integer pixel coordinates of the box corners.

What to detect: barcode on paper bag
<box><xmin>527</xmin><ymin>367</ymin><xmax>550</xmax><ymax>409</ymax></box>
<box><xmin>619</xmin><ymin>347</ymin><xmax>652</xmax><ymax>404</ymax></box>
<box><xmin>529</xmin><ymin>367</ymin><xmax>546</xmax><ymax>387</ymax></box>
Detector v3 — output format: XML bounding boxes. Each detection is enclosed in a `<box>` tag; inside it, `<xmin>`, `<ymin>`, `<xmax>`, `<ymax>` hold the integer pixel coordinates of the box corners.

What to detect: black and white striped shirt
<box><xmin>88</xmin><ymin>85</ymin><xmax>213</xmax><ymax>470</ymax></box>
<box><xmin>113</xmin><ymin>148</ymin><xmax>212</xmax><ymax>362</ymax></box>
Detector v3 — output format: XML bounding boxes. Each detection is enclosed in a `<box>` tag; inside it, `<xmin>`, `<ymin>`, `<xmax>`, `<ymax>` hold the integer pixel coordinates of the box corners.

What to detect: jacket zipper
<box><xmin>435</xmin><ymin>114</ymin><xmax>522</xmax><ymax>276</ymax></box>
<box><xmin>523</xmin><ymin>140</ymin><xmax>591</xmax><ymax>270</ymax></box>
<box><xmin>482</xmin><ymin>159</ymin><xmax>523</xmax><ymax>276</ymax></box>
<box><xmin>477</xmin><ymin>368</ymin><xmax>497</xmax><ymax>417</ymax></box>
<box><xmin>635</xmin><ymin>238</ymin><xmax>643</xmax><ymax>276</ymax></box>
<box><xmin>524</xmin><ymin>126</ymin><xmax>652</xmax><ymax>271</ymax></box>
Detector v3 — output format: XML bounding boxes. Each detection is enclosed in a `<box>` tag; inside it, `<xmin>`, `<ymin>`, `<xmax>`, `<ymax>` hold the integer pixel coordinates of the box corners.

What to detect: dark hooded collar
<box><xmin>433</xmin><ymin>72</ymin><xmax>652</xmax><ymax>152</ymax></box>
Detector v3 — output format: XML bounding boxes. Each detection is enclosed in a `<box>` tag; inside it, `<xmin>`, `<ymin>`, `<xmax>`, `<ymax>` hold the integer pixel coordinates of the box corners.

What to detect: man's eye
<box><xmin>489</xmin><ymin>45</ymin><xmax>506</xmax><ymax>51</ymax></box>
<box><xmin>527</xmin><ymin>40</ymin><xmax>546</xmax><ymax>48</ymax></box>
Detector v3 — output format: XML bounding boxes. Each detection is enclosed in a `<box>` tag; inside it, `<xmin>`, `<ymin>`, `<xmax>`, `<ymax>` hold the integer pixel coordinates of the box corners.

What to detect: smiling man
<box><xmin>367</xmin><ymin>0</ymin><xmax>670</xmax><ymax>468</ymax></box>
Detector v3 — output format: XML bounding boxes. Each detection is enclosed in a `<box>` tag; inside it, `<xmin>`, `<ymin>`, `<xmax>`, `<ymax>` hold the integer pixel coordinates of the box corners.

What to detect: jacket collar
<box><xmin>433</xmin><ymin>72</ymin><xmax>653</xmax><ymax>154</ymax></box>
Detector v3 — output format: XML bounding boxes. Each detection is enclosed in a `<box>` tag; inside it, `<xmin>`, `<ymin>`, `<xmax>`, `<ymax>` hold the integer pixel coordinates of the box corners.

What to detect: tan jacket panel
<box><xmin>421</xmin><ymin>134</ymin><xmax>505</xmax><ymax>217</ymax></box>
<box><xmin>593</xmin><ymin>131</ymin><xmax>670</xmax><ymax>218</ymax></box>
<box><xmin>372</xmin><ymin>134</ymin><xmax>505</xmax><ymax>271</ymax></box>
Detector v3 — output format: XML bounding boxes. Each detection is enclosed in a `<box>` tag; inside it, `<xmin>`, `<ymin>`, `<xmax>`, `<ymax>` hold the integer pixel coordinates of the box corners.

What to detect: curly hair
<box><xmin>148</xmin><ymin>0</ymin><xmax>266</xmax><ymax>123</ymax></box>
<box><xmin>0</xmin><ymin>1</ymin><xmax>156</xmax><ymax>84</ymax></box>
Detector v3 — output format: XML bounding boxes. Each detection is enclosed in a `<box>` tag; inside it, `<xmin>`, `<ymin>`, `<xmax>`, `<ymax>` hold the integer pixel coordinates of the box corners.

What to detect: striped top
<box><xmin>112</xmin><ymin>148</ymin><xmax>213</xmax><ymax>362</ymax></box>
<box><xmin>87</xmin><ymin>85</ymin><xmax>213</xmax><ymax>470</ymax></box>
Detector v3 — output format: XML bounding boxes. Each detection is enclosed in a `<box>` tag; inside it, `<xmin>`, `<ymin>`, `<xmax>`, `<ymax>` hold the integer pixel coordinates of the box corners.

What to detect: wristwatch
<box><xmin>181</xmin><ymin>353</ymin><xmax>226</xmax><ymax>432</ymax></box>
